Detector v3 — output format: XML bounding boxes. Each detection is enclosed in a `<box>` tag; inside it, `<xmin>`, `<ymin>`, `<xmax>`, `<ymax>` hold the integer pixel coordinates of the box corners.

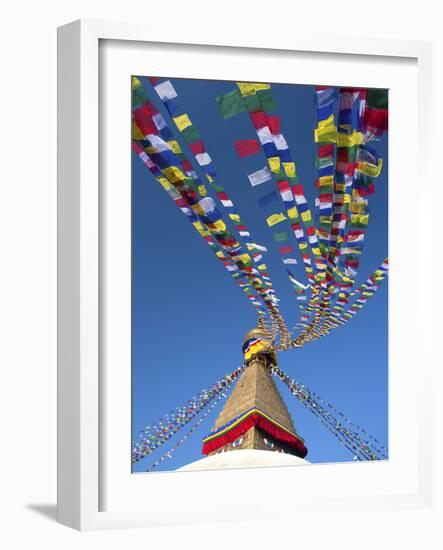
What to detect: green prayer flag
<box><xmin>273</xmin><ymin>231</ymin><xmax>289</xmax><ymax>242</ymax></box>
<box><xmin>182</xmin><ymin>125</ymin><xmax>201</xmax><ymax>143</ymax></box>
<box><xmin>367</xmin><ymin>89</ymin><xmax>388</xmax><ymax>109</ymax></box>
<box><xmin>216</xmin><ymin>89</ymin><xmax>247</xmax><ymax>119</ymax></box>
<box><xmin>244</xmin><ymin>94</ymin><xmax>261</xmax><ymax>113</ymax></box>
<box><xmin>257</xmin><ymin>88</ymin><xmax>276</xmax><ymax>113</ymax></box>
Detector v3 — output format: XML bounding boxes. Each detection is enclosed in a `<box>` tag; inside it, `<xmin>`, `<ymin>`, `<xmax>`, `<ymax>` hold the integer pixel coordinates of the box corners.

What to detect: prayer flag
<box><xmin>267</xmin><ymin>115</ymin><xmax>281</xmax><ymax>134</ymax></box>
<box><xmin>314</xmin><ymin>114</ymin><xmax>337</xmax><ymax>143</ymax></box>
<box><xmin>154</xmin><ymin>80</ymin><xmax>177</xmax><ymax>101</ymax></box>
<box><xmin>234</xmin><ymin>139</ymin><xmax>261</xmax><ymax>157</ymax></box>
<box><xmin>257</xmin><ymin>191</ymin><xmax>279</xmax><ymax>208</ymax></box>
<box><xmin>237</xmin><ymin>82</ymin><xmax>270</xmax><ymax>97</ymax></box>
<box><xmin>216</xmin><ymin>89</ymin><xmax>247</xmax><ymax>119</ymax></box>
<box><xmin>173</xmin><ymin>113</ymin><xmax>192</xmax><ymax>132</ymax></box>
<box><xmin>248</xmin><ymin>166</ymin><xmax>272</xmax><ymax>186</ymax></box>
<box><xmin>279</xmin><ymin>245</ymin><xmax>293</xmax><ymax>255</ymax></box>
<box><xmin>273</xmin><ymin>231</ymin><xmax>289</xmax><ymax>242</ymax></box>
<box><xmin>268</xmin><ymin>156</ymin><xmax>281</xmax><ymax>174</ymax></box>
<box><xmin>266</xmin><ymin>212</ymin><xmax>287</xmax><ymax>227</ymax></box>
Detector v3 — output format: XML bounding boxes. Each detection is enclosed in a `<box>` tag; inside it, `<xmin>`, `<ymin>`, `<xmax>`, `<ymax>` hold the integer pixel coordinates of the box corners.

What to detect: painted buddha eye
<box><xmin>232</xmin><ymin>437</ymin><xmax>243</xmax><ymax>448</ymax></box>
<box><xmin>263</xmin><ymin>438</ymin><xmax>274</xmax><ymax>449</ymax></box>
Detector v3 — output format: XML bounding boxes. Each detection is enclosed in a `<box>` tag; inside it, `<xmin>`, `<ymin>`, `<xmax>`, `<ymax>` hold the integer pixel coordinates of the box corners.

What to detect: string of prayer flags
<box><xmin>135</xmin><ymin>75</ymin><xmax>389</xmax><ymax>350</ymax></box>
<box><xmin>134</xmin><ymin>76</ymin><xmax>291</xmax><ymax>334</ymax></box>
<box><xmin>302</xmin><ymin>258</ymin><xmax>389</xmax><ymax>343</ymax></box>
<box><xmin>361</xmin><ymin>89</ymin><xmax>388</xmax><ymax>137</ymax></box>
<box><xmin>147</xmin><ymin>393</ymin><xmax>226</xmax><ymax>471</ymax></box>
<box><xmin>132</xmin><ymin>76</ymin><xmax>149</xmax><ymax>107</ymax></box>
<box><xmin>270</xmin><ymin>365</ymin><xmax>387</xmax><ymax>460</ymax></box>
<box><xmin>133</xmin><ymin>365</ymin><xmax>245</xmax><ymax>464</ymax></box>
<box><xmin>150</xmin><ymin>77</ymin><xmax>259</xmax><ymax>246</ymax></box>
<box><xmin>314</xmin><ymin>87</ymin><xmax>337</xmax><ymax>258</ymax></box>
<box><xmin>231</xmin><ymin>83</ymin><xmax>324</xmax><ymax>292</ymax></box>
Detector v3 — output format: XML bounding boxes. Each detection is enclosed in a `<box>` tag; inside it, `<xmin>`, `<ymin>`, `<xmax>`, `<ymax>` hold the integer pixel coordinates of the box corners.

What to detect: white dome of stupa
<box><xmin>177</xmin><ymin>449</ymin><xmax>309</xmax><ymax>472</ymax></box>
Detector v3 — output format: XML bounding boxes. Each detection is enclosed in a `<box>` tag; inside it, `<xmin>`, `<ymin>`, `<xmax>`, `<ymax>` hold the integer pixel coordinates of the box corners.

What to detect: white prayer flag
<box><xmin>154</xmin><ymin>80</ymin><xmax>178</xmax><ymax>101</ymax></box>
<box><xmin>248</xmin><ymin>166</ymin><xmax>272</xmax><ymax>187</ymax></box>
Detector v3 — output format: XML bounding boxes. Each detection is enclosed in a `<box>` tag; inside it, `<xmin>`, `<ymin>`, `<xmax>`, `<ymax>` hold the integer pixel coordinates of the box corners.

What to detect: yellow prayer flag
<box><xmin>343</xmin><ymin>193</ymin><xmax>351</xmax><ymax>204</ymax></box>
<box><xmin>191</xmin><ymin>203</ymin><xmax>204</xmax><ymax>215</ymax></box>
<box><xmin>198</xmin><ymin>184</ymin><xmax>208</xmax><ymax>197</ymax></box>
<box><xmin>337</xmin><ymin>130</ymin><xmax>364</xmax><ymax>147</ymax></box>
<box><xmin>216</xmin><ymin>250</ymin><xmax>225</xmax><ymax>259</ymax></box>
<box><xmin>162</xmin><ymin>166</ymin><xmax>185</xmax><ymax>183</ymax></box>
<box><xmin>132</xmin><ymin>121</ymin><xmax>145</xmax><ymax>140</ymax></box>
<box><xmin>301</xmin><ymin>210</ymin><xmax>312</xmax><ymax>223</ymax></box>
<box><xmin>233</xmin><ymin>253</ymin><xmax>250</xmax><ymax>264</ymax></box>
<box><xmin>173</xmin><ymin>113</ymin><xmax>192</xmax><ymax>132</ymax></box>
<box><xmin>350</xmin><ymin>201</ymin><xmax>367</xmax><ymax>214</ymax></box>
<box><xmin>350</xmin><ymin>213</ymin><xmax>369</xmax><ymax>226</ymax></box>
<box><xmin>208</xmin><ymin>219</ymin><xmax>227</xmax><ymax>232</ymax></box>
<box><xmin>157</xmin><ymin>176</ymin><xmax>173</xmax><ymax>192</ymax></box>
<box><xmin>266</xmin><ymin>212</ymin><xmax>287</xmax><ymax>227</ymax></box>
<box><xmin>167</xmin><ymin>140</ymin><xmax>182</xmax><ymax>154</ymax></box>
<box><xmin>282</xmin><ymin>162</ymin><xmax>296</xmax><ymax>178</ymax></box>
<box><xmin>358</xmin><ymin>159</ymin><xmax>383</xmax><ymax>177</ymax></box>
<box><xmin>257</xmin><ymin>264</ymin><xmax>267</xmax><ymax>271</ymax></box>
<box><xmin>237</xmin><ymin>82</ymin><xmax>270</xmax><ymax>96</ymax></box>
<box><xmin>192</xmin><ymin>221</ymin><xmax>207</xmax><ymax>234</ymax></box>
<box><xmin>287</xmin><ymin>206</ymin><xmax>299</xmax><ymax>220</ymax></box>
<box><xmin>132</xmin><ymin>76</ymin><xmax>142</xmax><ymax>90</ymax></box>
<box><xmin>314</xmin><ymin>115</ymin><xmax>337</xmax><ymax>143</ymax></box>
<box><xmin>318</xmin><ymin>175</ymin><xmax>334</xmax><ymax>188</ymax></box>
<box><xmin>229</xmin><ymin>213</ymin><xmax>241</xmax><ymax>223</ymax></box>
<box><xmin>268</xmin><ymin>156</ymin><xmax>281</xmax><ymax>174</ymax></box>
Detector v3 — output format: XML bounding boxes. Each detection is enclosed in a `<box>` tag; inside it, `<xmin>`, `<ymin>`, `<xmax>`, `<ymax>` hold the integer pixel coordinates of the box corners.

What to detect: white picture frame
<box><xmin>57</xmin><ymin>19</ymin><xmax>435</xmax><ymax>532</ymax></box>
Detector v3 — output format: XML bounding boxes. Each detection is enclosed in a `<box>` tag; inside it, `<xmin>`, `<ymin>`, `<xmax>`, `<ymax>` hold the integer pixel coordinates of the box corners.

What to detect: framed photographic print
<box><xmin>57</xmin><ymin>19</ymin><xmax>434</xmax><ymax>532</ymax></box>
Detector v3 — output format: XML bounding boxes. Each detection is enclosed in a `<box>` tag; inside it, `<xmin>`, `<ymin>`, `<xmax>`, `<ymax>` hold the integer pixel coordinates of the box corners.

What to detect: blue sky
<box><xmin>131</xmin><ymin>78</ymin><xmax>388</xmax><ymax>473</ymax></box>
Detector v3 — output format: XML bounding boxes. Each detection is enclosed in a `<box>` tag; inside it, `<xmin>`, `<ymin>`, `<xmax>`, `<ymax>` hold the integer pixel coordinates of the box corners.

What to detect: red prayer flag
<box><xmin>181</xmin><ymin>160</ymin><xmax>193</xmax><ymax>172</ymax></box>
<box><xmin>318</xmin><ymin>144</ymin><xmax>334</xmax><ymax>157</ymax></box>
<box><xmin>132</xmin><ymin>105</ymin><xmax>158</xmax><ymax>136</ymax></box>
<box><xmin>234</xmin><ymin>139</ymin><xmax>261</xmax><ymax>157</ymax></box>
<box><xmin>278</xmin><ymin>245</ymin><xmax>293</xmax><ymax>255</ymax></box>
<box><xmin>189</xmin><ymin>140</ymin><xmax>205</xmax><ymax>155</ymax></box>
<box><xmin>306</xmin><ymin>226</ymin><xmax>316</xmax><ymax>237</ymax></box>
<box><xmin>362</xmin><ymin>107</ymin><xmax>388</xmax><ymax>135</ymax></box>
<box><xmin>292</xmin><ymin>184</ymin><xmax>304</xmax><ymax>196</ymax></box>
<box><xmin>277</xmin><ymin>180</ymin><xmax>290</xmax><ymax>192</ymax></box>
<box><xmin>250</xmin><ymin>110</ymin><xmax>268</xmax><ymax>129</ymax></box>
<box><xmin>267</xmin><ymin>115</ymin><xmax>281</xmax><ymax>135</ymax></box>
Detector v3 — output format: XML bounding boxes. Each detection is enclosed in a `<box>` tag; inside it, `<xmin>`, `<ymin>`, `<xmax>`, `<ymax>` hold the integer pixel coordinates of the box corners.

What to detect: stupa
<box><xmin>178</xmin><ymin>320</ymin><xmax>308</xmax><ymax>471</ymax></box>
